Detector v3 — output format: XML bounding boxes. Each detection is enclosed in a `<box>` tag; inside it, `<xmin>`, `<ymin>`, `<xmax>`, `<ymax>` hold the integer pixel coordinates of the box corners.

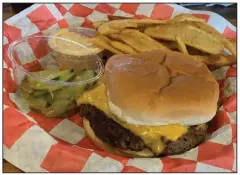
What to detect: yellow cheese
<box><xmin>77</xmin><ymin>83</ymin><xmax>109</xmax><ymax>115</ymax></box>
<box><xmin>122</xmin><ymin>123</ymin><xmax>188</xmax><ymax>141</ymax></box>
<box><xmin>77</xmin><ymin>83</ymin><xmax>188</xmax><ymax>154</ymax></box>
<box><xmin>120</xmin><ymin>123</ymin><xmax>188</xmax><ymax>154</ymax></box>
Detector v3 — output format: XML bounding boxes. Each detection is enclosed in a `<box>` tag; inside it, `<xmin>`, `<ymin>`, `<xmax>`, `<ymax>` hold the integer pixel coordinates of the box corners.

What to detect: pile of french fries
<box><xmin>89</xmin><ymin>14</ymin><xmax>236</xmax><ymax>68</ymax></box>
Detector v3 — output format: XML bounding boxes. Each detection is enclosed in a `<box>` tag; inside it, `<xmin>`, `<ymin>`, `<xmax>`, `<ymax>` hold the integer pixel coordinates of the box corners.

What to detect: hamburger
<box><xmin>77</xmin><ymin>49</ymin><xmax>219</xmax><ymax>157</ymax></box>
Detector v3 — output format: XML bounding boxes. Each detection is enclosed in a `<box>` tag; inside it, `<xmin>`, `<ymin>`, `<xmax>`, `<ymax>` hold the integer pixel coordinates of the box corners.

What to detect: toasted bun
<box><xmin>83</xmin><ymin>118</ymin><xmax>154</xmax><ymax>158</ymax></box>
<box><xmin>105</xmin><ymin>50</ymin><xmax>219</xmax><ymax>126</ymax></box>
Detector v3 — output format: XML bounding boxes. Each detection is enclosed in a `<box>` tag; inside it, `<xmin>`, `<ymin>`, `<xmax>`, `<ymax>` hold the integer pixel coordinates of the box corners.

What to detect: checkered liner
<box><xmin>3</xmin><ymin>3</ymin><xmax>236</xmax><ymax>172</ymax></box>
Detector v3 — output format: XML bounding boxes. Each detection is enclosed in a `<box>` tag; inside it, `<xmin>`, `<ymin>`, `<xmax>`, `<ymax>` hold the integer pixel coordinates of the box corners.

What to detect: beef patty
<box><xmin>79</xmin><ymin>104</ymin><xmax>208</xmax><ymax>156</ymax></box>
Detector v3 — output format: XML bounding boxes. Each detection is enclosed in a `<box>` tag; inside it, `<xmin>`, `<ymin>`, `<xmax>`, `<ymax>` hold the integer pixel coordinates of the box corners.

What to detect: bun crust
<box><xmin>105</xmin><ymin>50</ymin><xmax>219</xmax><ymax>126</ymax></box>
<box><xmin>83</xmin><ymin>118</ymin><xmax>154</xmax><ymax>158</ymax></box>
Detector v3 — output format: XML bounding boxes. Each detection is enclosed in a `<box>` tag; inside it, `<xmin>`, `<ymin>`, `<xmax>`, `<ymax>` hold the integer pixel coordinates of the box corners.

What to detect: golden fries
<box><xmin>107</xmin><ymin>15</ymin><xmax>133</xmax><ymax>21</ymax></box>
<box><xmin>176</xmin><ymin>36</ymin><xmax>188</xmax><ymax>54</ymax></box>
<box><xmin>91</xmin><ymin>14</ymin><xmax>236</xmax><ymax>68</ymax></box>
<box><xmin>120</xmin><ymin>29</ymin><xmax>169</xmax><ymax>51</ymax></box>
<box><xmin>145</xmin><ymin>23</ymin><xmax>224</xmax><ymax>55</ymax></box>
<box><xmin>88</xmin><ymin>36</ymin><xmax>123</xmax><ymax>54</ymax></box>
<box><xmin>109</xmin><ymin>33</ymin><xmax>152</xmax><ymax>52</ymax></box>
<box><xmin>222</xmin><ymin>38</ymin><xmax>236</xmax><ymax>57</ymax></box>
<box><xmin>110</xmin><ymin>40</ymin><xmax>138</xmax><ymax>54</ymax></box>
<box><xmin>193</xmin><ymin>55</ymin><xmax>236</xmax><ymax>67</ymax></box>
<box><xmin>109</xmin><ymin>29</ymin><xmax>168</xmax><ymax>52</ymax></box>
<box><xmin>185</xmin><ymin>21</ymin><xmax>237</xmax><ymax>57</ymax></box>
<box><xmin>129</xmin><ymin>18</ymin><xmax>167</xmax><ymax>26</ymax></box>
<box><xmin>97</xmin><ymin>20</ymin><xmax>137</xmax><ymax>35</ymax></box>
<box><xmin>93</xmin><ymin>21</ymin><xmax>107</xmax><ymax>29</ymax></box>
<box><xmin>171</xmin><ymin>14</ymin><xmax>205</xmax><ymax>23</ymax></box>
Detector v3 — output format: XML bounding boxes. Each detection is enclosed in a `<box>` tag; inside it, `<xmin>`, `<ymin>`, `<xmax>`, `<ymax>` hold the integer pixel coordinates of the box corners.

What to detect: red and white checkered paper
<box><xmin>3</xmin><ymin>3</ymin><xmax>236</xmax><ymax>172</ymax></box>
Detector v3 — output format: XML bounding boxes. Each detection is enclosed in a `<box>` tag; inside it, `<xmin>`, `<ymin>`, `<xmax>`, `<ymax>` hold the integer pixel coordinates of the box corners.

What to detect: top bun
<box><xmin>105</xmin><ymin>50</ymin><xmax>219</xmax><ymax>126</ymax></box>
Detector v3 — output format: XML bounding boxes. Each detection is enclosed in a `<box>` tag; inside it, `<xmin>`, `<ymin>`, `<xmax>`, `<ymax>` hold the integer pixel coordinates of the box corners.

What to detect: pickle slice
<box><xmin>27</xmin><ymin>69</ymin><xmax>75</xmax><ymax>91</ymax></box>
<box><xmin>41</xmin><ymin>100</ymin><xmax>73</xmax><ymax>117</ymax></box>
<box><xmin>27</xmin><ymin>69</ymin><xmax>74</xmax><ymax>81</ymax></box>
<box><xmin>53</xmin><ymin>69</ymin><xmax>96</xmax><ymax>101</ymax></box>
<box><xmin>28</xmin><ymin>98</ymin><xmax>48</xmax><ymax>111</ymax></box>
<box><xmin>74</xmin><ymin>69</ymin><xmax>96</xmax><ymax>82</ymax></box>
<box><xmin>31</xmin><ymin>90</ymin><xmax>48</xmax><ymax>97</ymax></box>
<box><xmin>21</xmin><ymin>69</ymin><xmax>96</xmax><ymax>118</ymax></box>
<box><xmin>19</xmin><ymin>81</ymin><xmax>33</xmax><ymax>94</ymax></box>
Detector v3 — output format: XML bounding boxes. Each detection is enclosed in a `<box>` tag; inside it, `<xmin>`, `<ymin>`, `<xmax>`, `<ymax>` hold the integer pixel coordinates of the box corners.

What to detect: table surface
<box><xmin>3</xmin><ymin>3</ymin><xmax>236</xmax><ymax>173</ymax></box>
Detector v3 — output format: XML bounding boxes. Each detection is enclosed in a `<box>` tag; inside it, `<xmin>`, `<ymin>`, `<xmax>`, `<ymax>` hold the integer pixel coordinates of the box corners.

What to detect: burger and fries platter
<box><xmin>3</xmin><ymin>3</ymin><xmax>236</xmax><ymax>172</ymax></box>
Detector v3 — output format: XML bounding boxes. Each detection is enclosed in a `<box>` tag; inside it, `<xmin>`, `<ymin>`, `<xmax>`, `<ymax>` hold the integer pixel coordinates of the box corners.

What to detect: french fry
<box><xmin>193</xmin><ymin>54</ymin><xmax>236</xmax><ymax>67</ymax></box>
<box><xmin>109</xmin><ymin>29</ymin><xmax>168</xmax><ymax>52</ymax></box>
<box><xmin>222</xmin><ymin>38</ymin><xmax>236</xmax><ymax>57</ymax></box>
<box><xmin>107</xmin><ymin>15</ymin><xmax>167</xmax><ymax>26</ymax></box>
<box><xmin>93</xmin><ymin>21</ymin><xmax>107</xmax><ymax>29</ymax></box>
<box><xmin>129</xmin><ymin>18</ymin><xmax>167</xmax><ymax>26</ymax></box>
<box><xmin>88</xmin><ymin>36</ymin><xmax>123</xmax><ymax>54</ymax></box>
<box><xmin>107</xmin><ymin>15</ymin><xmax>133</xmax><ymax>21</ymax></box>
<box><xmin>171</xmin><ymin>14</ymin><xmax>205</xmax><ymax>23</ymax></box>
<box><xmin>92</xmin><ymin>14</ymin><xmax>236</xmax><ymax>68</ymax></box>
<box><xmin>110</xmin><ymin>40</ymin><xmax>138</xmax><ymax>54</ymax></box>
<box><xmin>176</xmin><ymin>36</ymin><xmax>188</xmax><ymax>54</ymax></box>
<box><xmin>121</xmin><ymin>29</ymin><xmax>169</xmax><ymax>50</ymax></box>
<box><xmin>109</xmin><ymin>33</ymin><xmax>149</xmax><ymax>52</ymax></box>
<box><xmin>185</xmin><ymin>21</ymin><xmax>236</xmax><ymax>57</ymax></box>
<box><xmin>145</xmin><ymin>23</ymin><xmax>224</xmax><ymax>55</ymax></box>
<box><xmin>97</xmin><ymin>18</ymin><xmax>168</xmax><ymax>35</ymax></box>
<box><xmin>97</xmin><ymin>20</ymin><xmax>137</xmax><ymax>35</ymax></box>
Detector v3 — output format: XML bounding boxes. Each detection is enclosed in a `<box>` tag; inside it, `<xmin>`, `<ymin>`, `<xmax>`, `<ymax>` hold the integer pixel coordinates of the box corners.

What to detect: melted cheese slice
<box><xmin>77</xmin><ymin>83</ymin><xmax>189</xmax><ymax>154</ymax></box>
<box><xmin>77</xmin><ymin>83</ymin><xmax>109</xmax><ymax>115</ymax></box>
<box><xmin>119</xmin><ymin>122</ymin><xmax>188</xmax><ymax>154</ymax></box>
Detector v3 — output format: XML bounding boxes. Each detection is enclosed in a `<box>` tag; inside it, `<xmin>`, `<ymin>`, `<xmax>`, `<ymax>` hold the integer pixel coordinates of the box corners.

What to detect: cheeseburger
<box><xmin>77</xmin><ymin>49</ymin><xmax>219</xmax><ymax>157</ymax></box>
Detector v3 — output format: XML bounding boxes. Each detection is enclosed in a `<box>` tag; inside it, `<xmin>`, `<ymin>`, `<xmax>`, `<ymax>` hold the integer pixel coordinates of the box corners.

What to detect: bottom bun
<box><xmin>83</xmin><ymin>118</ymin><xmax>154</xmax><ymax>158</ymax></box>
